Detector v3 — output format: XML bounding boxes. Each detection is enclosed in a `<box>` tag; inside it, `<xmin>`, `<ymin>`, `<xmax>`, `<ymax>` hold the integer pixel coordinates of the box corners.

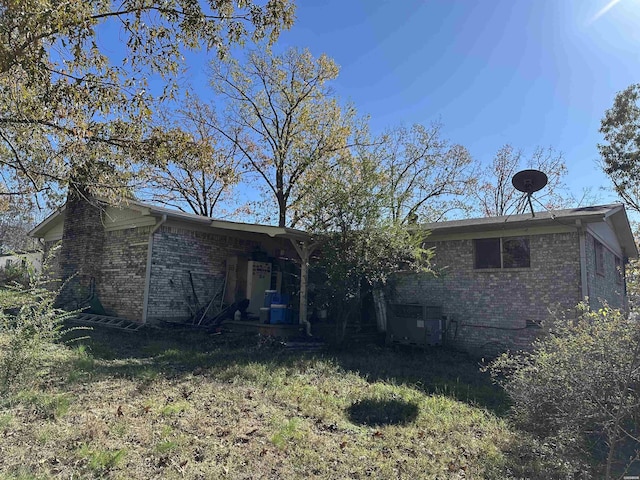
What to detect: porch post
<box><xmin>290</xmin><ymin>239</ymin><xmax>316</xmax><ymax>336</ymax></box>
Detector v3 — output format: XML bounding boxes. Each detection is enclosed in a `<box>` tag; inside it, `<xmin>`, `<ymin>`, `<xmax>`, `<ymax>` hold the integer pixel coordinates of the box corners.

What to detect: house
<box><xmin>392</xmin><ymin>204</ymin><xmax>638</xmax><ymax>355</ymax></box>
<box><xmin>0</xmin><ymin>250</ymin><xmax>42</xmax><ymax>272</ymax></box>
<box><xmin>30</xmin><ymin>196</ymin><xmax>638</xmax><ymax>356</ymax></box>
<box><xmin>29</xmin><ymin>194</ymin><xmax>315</xmax><ymax>330</ymax></box>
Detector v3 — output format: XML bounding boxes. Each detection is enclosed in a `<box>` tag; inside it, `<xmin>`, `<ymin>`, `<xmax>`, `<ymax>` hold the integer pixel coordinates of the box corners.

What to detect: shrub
<box><xmin>489</xmin><ymin>303</ymin><xmax>640</xmax><ymax>478</ymax></box>
<box><xmin>0</xmin><ymin>270</ymin><xmax>74</xmax><ymax>394</ymax></box>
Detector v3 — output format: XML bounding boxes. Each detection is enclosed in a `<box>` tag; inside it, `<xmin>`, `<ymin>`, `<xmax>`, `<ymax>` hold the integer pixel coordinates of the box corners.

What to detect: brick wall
<box><xmin>585</xmin><ymin>232</ymin><xmax>626</xmax><ymax>309</ymax></box>
<box><xmin>98</xmin><ymin>226</ymin><xmax>149</xmax><ymax>320</ymax></box>
<box><xmin>50</xmin><ymin>193</ymin><xmax>150</xmax><ymax>320</ymax></box>
<box><xmin>146</xmin><ymin>226</ymin><xmax>262</xmax><ymax>322</ymax></box>
<box><xmin>56</xmin><ymin>194</ymin><xmax>106</xmax><ymax>308</ymax></box>
<box><xmin>392</xmin><ymin>232</ymin><xmax>583</xmax><ymax>356</ymax></box>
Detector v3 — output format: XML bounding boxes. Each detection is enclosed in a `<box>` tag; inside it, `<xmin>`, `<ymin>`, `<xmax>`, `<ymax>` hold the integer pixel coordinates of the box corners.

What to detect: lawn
<box><xmin>0</xmin><ymin>325</ymin><xmax>554</xmax><ymax>479</ymax></box>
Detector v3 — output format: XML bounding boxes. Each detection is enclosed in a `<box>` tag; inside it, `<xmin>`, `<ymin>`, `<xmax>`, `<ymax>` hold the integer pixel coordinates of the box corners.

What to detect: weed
<box><xmin>271</xmin><ymin>417</ymin><xmax>308</xmax><ymax>449</ymax></box>
<box><xmin>155</xmin><ymin>440</ymin><xmax>178</xmax><ymax>454</ymax></box>
<box><xmin>77</xmin><ymin>444</ymin><xmax>126</xmax><ymax>474</ymax></box>
<box><xmin>0</xmin><ymin>326</ymin><xmax>541</xmax><ymax>478</ymax></box>
<box><xmin>13</xmin><ymin>390</ymin><xmax>72</xmax><ymax>420</ymax></box>
<box><xmin>35</xmin><ymin>424</ymin><xmax>58</xmax><ymax>444</ymax></box>
<box><xmin>160</xmin><ymin>400</ymin><xmax>190</xmax><ymax>416</ymax></box>
<box><xmin>0</xmin><ymin>412</ymin><xmax>13</xmax><ymax>429</ymax></box>
<box><xmin>1</xmin><ymin>468</ymin><xmax>48</xmax><ymax>480</ymax></box>
<box><xmin>112</xmin><ymin>420</ymin><xmax>128</xmax><ymax>438</ymax></box>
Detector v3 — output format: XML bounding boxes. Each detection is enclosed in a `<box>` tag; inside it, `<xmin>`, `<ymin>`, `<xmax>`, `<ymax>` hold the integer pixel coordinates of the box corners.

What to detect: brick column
<box><xmin>57</xmin><ymin>190</ymin><xmax>106</xmax><ymax>309</ymax></box>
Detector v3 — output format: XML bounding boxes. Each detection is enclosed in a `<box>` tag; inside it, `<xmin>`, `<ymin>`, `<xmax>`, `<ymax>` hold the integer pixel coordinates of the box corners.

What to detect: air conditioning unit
<box><xmin>386</xmin><ymin>304</ymin><xmax>443</xmax><ymax>347</ymax></box>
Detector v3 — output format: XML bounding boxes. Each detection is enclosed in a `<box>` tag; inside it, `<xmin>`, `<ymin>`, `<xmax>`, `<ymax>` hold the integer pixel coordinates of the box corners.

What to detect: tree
<box><xmin>209</xmin><ymin>47</ymin><xmax>355</xmax><ymax>227</ymax></box>
<box><xmin>0</xmin><ymin>194</ymin><xmax>39</xmax><ymax>253</ymax></box>
<box><xmin>0</xmin><ymin>0</ymin><xmax>295</xmax><ymax>203</ymax></box>
<box><xmin>378</xmin><ymin>122</ymin><xmax>474</xmax><ymax>224</ymax></box>
<box><xmin>304</xmin><ymin>139</ymin><xmax>432</xmax><ymax>341</ymax></box>
<box><xmin>472</xmin><ymin>144</ymin><xmax>569</xmax><ymax>217</ymax></box>
<box><xmin>599</xmin><ymin>84</ymin><xmax>640</xmax><ymax>213</ymax></box>
<box><xmin>138</xmin><ymin>99</ymin><xmax>242</xmax><ymax>217</ymax></box>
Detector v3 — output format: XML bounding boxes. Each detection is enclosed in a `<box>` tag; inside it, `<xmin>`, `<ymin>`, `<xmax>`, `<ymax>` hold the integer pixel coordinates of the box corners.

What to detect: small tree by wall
<box><xmin>305</xmin><ymin>145</ymin><xmax>432</xmax><ymax>342</ymax></box>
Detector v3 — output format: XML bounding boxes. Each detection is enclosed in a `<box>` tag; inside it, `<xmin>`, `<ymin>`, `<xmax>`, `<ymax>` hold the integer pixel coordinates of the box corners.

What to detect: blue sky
<box><xmin>241</xmin><ymin>0</ymin><xmax>639</xmax><ymax>206</ymax></box>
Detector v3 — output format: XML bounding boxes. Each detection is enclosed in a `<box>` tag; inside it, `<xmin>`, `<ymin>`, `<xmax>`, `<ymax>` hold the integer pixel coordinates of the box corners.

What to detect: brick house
<box><xmin>30</xmin><ymin>195</ymin><xmax>313</xmax><ymax>326</ymax></box>
<box><xmin>31</xmin><ymin>197</ymin><xmax>638</xmax><ymax>355</ymax></box>
<box><xmin>392</xmin><ymin>204</ymin><xmax>638</xmax><ymax>354</ymax></box>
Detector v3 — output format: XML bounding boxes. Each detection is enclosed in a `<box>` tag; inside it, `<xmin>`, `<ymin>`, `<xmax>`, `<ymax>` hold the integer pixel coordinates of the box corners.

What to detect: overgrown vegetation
<box><xmin>489</xmin><ymin>303</ymin><xmax>640</xmax><ymax>478</ymax></box>
<box><xmin>0</xmin><ymin>271</ymin><xmax>74</xmax><ymax>395</ymax></box>
<box><xmin>0</xmin><ymin>324</ymin><xmax>577</xmax><ymax>479</ymax></box>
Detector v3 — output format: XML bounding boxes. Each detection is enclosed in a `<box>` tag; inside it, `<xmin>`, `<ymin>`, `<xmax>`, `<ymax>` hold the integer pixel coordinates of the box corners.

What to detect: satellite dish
<box><xmin>511</xmin><ymin>169</ymin><xmax>548</xmax><ymax>217</ymax></box>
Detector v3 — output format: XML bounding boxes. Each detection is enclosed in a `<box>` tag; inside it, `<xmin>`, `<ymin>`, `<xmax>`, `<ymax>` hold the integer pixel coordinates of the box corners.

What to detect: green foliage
<box><xmin>77</xmin><ymin>444</ymin><xmax>127</xmax><ymax>475</ymax></box>
<box><xmin>0</xmin><ymin>0</ymin><xmax>294</xmax><ymax>203</ymax></box>
<box><xmin>160</xmin><ymin>400</ymin><xmax>191</xmax><ymax>416</ymax></box>
<box><xmin>0</xmin><ymin>273</ymin><xmax>74</xmax><ymax>394</ymax></box>
<box><xmin>305</xmin><ymin>136</ymin><xmax>432</xmax><ymax>336</ymax></box>
<box><xmin>599</xmin><ymin>83</ymin><xmax>640</xmax><ymax>212</ymax></box>
<box><xmin>270</xmin><ymin>417</ymin><xmax>307</xmax><ymax>449</ymax></box>
<box><xmin>489</xmin><ymin>303</ymin><xmax>640</xmax><ymax>478</ymax></box>
<box><xmin>0</xmin><ymin>262</ymin><xmax>30</xmax><ymax>287</ymax></box>
<box><xmin>11</xmin><ymin>390</ymin><xmax>73</xmax><ymax>420</ymax></box>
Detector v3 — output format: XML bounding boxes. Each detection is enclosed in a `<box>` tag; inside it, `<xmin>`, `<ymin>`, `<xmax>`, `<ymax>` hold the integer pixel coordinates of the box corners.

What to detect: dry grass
<box><xmin>0</xmin><ymin>326</ymin><xmax>552</xmax><ymax>479</ymax></box>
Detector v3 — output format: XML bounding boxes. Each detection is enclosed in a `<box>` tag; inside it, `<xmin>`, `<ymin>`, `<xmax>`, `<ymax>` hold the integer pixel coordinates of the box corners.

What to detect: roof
<box><xmin>30</xmin><ymin>199</ymin><xmax>638</xmax><ymax>258</ymax></box>
<box><xmin>29</xmin><ymin>198</ymin><xmax>312</xmax><ymax>243</ymax></box>
<box><xmin>421</xmin><ymin>204</ymin><xmax>638</xmax><ymax>259</ymax></box>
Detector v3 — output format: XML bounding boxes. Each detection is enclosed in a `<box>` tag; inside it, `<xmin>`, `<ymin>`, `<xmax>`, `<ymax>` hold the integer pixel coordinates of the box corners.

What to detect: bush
<box><xmin>0</xmin><ymin>261</ymin><xmax>30</xmax><ymax>287</ymax></box>
<box><xmin>489</xmin><ymin>303</ymin><xmax>640</xmax><ymax>478</ymax></box>
<box><xmin>0</xmin><ymin>274</ymin><xmax>74</xmax><ymax>395</ymax></box>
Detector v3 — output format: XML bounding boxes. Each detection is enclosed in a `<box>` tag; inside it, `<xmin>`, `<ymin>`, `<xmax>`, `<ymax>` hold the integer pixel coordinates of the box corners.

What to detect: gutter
<box><xmin>577</xmin><ymin>220</ymin><xmax>589</xmax><ymax>301</ymax></box>
<box><xmin>141</xmin><ymin>214</ymin><xmax>167</xmax><ymax>323</ymax></box>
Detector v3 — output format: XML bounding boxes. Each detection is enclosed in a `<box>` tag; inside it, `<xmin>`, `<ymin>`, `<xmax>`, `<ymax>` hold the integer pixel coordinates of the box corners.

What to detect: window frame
<box><xmin>473</xmin><ymin>236</ymin><xmax>531</xmax><ymax>270</ymax></box>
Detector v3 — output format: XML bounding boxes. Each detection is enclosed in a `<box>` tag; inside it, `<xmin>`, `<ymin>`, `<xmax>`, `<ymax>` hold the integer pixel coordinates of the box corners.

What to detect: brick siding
<box><xmin>146</xmin><ymin>226</ymin><xmax>262</xmax><ymax>322</ymax></box>
<box><xmin>392</xmin><ymin>232</ymin><xmax>583</xmax><ymax>356</ymax></box>
<box><xmin>49</xmin><ymin>194</ymin><xmax>149</xmax><ymax>320</ymax></box>
<box><xmin>99</xmin><ymin>226</ymin><xmax>149</xmax><ymax>320</ymax></box>
<box><xmin>585</xmin><ymin>232</ymin><xmax>626</xmax><ymax>309</ymax></box>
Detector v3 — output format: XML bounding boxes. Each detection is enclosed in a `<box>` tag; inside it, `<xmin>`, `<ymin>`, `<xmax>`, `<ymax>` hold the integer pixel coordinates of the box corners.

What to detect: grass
<box><xmin>0</xmin><ymin>324</ymin><xmax>561</xmax><ymax>479</ymax></box>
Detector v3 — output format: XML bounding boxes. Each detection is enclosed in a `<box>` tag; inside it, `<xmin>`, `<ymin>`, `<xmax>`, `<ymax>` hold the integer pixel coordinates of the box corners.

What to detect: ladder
<box><xmin>70</xmin><ymin>313</ymin><xmax>144</xmax><ymax>332</ymax></box>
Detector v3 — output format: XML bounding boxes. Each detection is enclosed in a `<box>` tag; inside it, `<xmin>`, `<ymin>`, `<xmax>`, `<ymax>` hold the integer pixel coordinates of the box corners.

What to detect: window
<box><xmin>615</xmin><ymin>256</ymin><xmax>624</xmax><ymax>284</ymax></box>
<box><xmin>503</xmin><ymin>237</ymin><xmax>531</xmax><ymax>268</ymax></box>
<box><xmin>474</xmin><ymin>238</ymin><xmax>501</xmax><ymax>269</ymax></box>
<box><xmin>595</xmin><ymin>240</ymin><xmax>605</xmax><ymax>275</ymax></box>
<box><xmin>474</xmin><ymin>237</ymin><xmax>530</xmax><ymax>269</ymax></box>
